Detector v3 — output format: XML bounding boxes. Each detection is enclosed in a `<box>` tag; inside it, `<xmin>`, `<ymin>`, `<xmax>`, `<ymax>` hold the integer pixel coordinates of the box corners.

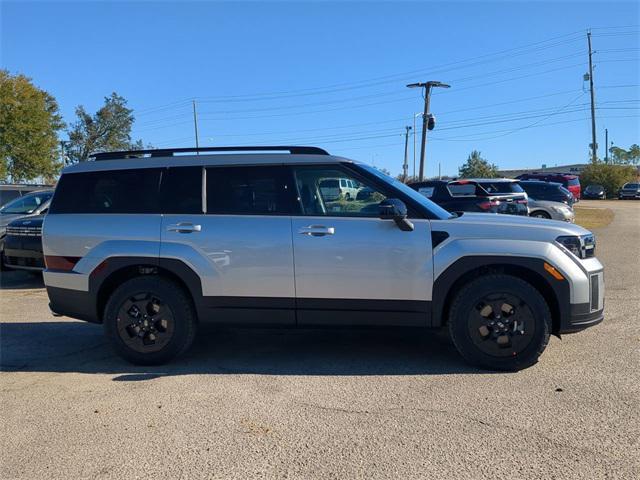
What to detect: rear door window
<box><xmin>160</xmin><ymin>167</ymin><xmax>202</xmax><ymax>214</ymax></box>
<box><xmin>49</xmin><ymin>169</ymin><xmax>162</xmax><ymax>214</ymax></box>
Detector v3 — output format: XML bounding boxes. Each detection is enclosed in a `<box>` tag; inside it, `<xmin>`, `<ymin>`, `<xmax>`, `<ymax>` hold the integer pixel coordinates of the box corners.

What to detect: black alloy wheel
<box><xmin>467</xmin><ymin>293</ymin><xmax>536</xmax><ymax>358</ymax></box>
<box><xmin>104</xmin><ymin>276</ymin><xmax>197</xmax><ymax>365</ymax></box>
<box><xmin>448</xmin><ymin>274</ymin><xmax>551</xmax><ymax>371</ymax></box>
<box><xmin>116</xmin><ymin>292</ymin><xmax>175</xmax><ymax>354</ymax></box>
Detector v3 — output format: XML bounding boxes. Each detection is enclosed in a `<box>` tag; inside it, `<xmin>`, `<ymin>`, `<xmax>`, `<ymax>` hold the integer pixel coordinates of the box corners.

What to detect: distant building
<box><xmin>499</xmin><ymin>163</ymin><xmax>589</xmax><ymax>178</ymax></box>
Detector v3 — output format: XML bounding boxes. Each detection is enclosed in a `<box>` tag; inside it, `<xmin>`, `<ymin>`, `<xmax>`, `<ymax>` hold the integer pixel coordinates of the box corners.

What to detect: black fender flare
<box><xmin>431</xmin><ymin>256</ymin><xmax>569</xmax><ymax>332</ymax></box>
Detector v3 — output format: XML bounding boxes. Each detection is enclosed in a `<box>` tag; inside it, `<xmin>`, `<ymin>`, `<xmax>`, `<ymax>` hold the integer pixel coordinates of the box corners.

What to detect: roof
<box><xmin>62</xmin><ymin>152</ymin><xmax>357</xmax><ymax>175</ymax></box>
<box><xmin>459</xmin><ymin>178</ymin><xmax>518</xmax><ymax>182</ymax></box>
<box><xmin>518</xmin><ymin>179</ymin><xmax>563</xmax><ymax>187</ymax></box>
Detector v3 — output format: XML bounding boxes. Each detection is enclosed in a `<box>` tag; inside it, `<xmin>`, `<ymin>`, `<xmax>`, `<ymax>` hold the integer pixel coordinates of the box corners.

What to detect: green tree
<box><xmin>458</xmin><ymin>150</ymin><xmax>499</xmax><ymax>178</ymax></box>
<box><xmin>67</xmin><ymin>92</ymin><xmax>145</xmax><ymax>162</ymax></box>
<box><xmin>0</xmin><ymin>70</ymin><xmax>64</xmax><ymax>182</ymax></box>
<box><xmin>609</xmin><ymin>144</ymin><xmax>640</xmax><ymax>165</ymax></box>
<box><xmin>580</xmin><ymin>162</ymin><xmax>637</xmax><ymax>198</ymax></box>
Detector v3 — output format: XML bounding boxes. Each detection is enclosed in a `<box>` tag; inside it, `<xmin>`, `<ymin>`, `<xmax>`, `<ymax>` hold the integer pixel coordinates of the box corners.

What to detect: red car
<box><xmin>515</xmin><ymin>173</ymin><xmax>581</xmax><ymax>200</ymax></box>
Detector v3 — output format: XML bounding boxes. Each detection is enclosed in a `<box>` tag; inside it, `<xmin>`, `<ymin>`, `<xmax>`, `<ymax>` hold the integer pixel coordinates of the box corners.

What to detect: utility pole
<box><xmin>407</xmin><ymin>81</ymin><xmax>450</xmax><ymax>181</ymax></box>
<box><xmin>403</xmin><ymin>126</ymin><xmax>412</xmax><ymax>181</ymax></box>
<box><xmin>413</xmin><ymin>113</ymin><xmax>421</xmax><ymax>178</ymax></box>
<box><xmin>604</xmin><ymin>128</ymin><xmax>609</xmax><ymax>163</ymax></box>
<box><xmin>587</xmin><ymin>30</ymin><xmax>597</xmax><ymax>163</ymax></box>
<box><xmin>192</xmin><ymin>100</ymin><xmax>200</xmax><ymax>151</ymax></box>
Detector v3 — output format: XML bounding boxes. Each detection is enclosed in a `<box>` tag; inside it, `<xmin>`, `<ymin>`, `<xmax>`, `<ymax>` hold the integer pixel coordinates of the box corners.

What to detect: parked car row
<box><xmin>408</xmin><ymin>178</ymin><xmax>575</xmax><ymax>222</ymax></box>
<box><xmin>515</xmin><ymin>172</ymin><xmax>581</xmax><ymax>200</ymax></box>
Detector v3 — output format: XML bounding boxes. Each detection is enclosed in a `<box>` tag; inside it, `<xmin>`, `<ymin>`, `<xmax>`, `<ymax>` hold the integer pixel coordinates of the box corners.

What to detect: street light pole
<box><xmin>407</xmin><ymin>81</ymin><xmax>450</xmax><ymax>181</ymax></box>
<box><xmin>587</xmin><ymin>30</ymin><xmax>597</xmax><ymax>163</ymax></box>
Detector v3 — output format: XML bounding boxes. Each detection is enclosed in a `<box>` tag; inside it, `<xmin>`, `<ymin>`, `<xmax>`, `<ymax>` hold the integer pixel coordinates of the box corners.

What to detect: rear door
<box><xmin>290</xmin><ymin>164</ymin><xmax>433</xmax><ymax>326</ymax></box>
<box><xmin>159</xmin><ymin>165</ymin><xmax>296</xmax><ymax>325</ymax></box>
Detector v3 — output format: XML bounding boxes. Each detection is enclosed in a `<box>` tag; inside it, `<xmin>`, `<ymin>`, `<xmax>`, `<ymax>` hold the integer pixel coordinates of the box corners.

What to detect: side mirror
<box><xmin>379</xmin><ymin>198</ymin><xmax>414</xmax><ymax>232</ymax></box>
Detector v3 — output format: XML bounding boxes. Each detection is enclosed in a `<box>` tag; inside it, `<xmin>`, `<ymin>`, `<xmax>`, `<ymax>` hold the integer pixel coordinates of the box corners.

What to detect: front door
<box><xmin>290</xmin><ymin>165</ymin><xmax>433</xmax><ymax>326</ymax></box>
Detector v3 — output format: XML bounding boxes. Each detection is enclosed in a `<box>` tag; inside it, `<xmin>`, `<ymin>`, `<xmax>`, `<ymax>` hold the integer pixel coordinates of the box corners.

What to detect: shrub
<box><xmin>579</xmin><ymin>163</ymin><xmax>638</xmax><ymax>198</ymax></box>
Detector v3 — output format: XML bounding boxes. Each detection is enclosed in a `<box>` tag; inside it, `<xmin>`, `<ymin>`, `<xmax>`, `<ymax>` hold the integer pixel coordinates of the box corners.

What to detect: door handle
<box><xmin>298</xmin><ymin>225</ymin><xmax>335</xmax><ymax>237</ymax></box>
<box><xmin>167</xmin><ymin>223</ymin><xmax>202</xmax><ymax>233</ymax></box>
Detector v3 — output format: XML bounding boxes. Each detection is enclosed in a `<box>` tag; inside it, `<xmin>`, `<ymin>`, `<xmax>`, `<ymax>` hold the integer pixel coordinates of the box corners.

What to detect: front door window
<box><xmin>293</xmin><ymin>167</ymin><xmax>387</xmax><ymax>217</ymax></box>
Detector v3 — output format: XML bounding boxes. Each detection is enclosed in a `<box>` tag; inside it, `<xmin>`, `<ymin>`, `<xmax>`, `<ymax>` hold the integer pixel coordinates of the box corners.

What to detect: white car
<box><xmin>319</xmin><ymin>177</ymin><xmax>360</xmax><ymax>201</ymax></box>
<box><xmin>528</xmin><ymin>198</ymin><xmax>575</xmax><ymax>222</ymax></box>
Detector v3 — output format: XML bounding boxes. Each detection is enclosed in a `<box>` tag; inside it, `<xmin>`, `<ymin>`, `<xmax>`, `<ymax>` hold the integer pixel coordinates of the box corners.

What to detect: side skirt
<box><xmin>198</xmin><ymin>297</ymin><xmax>432</xmax><ymax>327</ymax></box>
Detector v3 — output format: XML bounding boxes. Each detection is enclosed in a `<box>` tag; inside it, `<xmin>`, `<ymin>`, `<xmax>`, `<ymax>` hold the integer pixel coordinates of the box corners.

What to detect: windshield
<box><xmin>623</xmin><ymin>183</ymin><xmax>639</xmax><ymax>189</ymax></box>
<box><xmin>357</xmin><ymin>164</ymin><xmax>453</xmax><ymax>219</ymax></box>
<box><xmin>0</xmin><ymin>191</ymin><xmax>52</xmax><ymax>214</ymax></box>
<box><xmin>585</xmin><ymin>185</ymin><xmax>603</xmax><ymax>191</ymax></box>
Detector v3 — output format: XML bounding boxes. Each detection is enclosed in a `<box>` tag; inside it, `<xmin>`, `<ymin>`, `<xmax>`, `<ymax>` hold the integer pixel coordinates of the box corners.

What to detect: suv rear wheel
<box><xmin>448</xmin><ymin>274</ymin><xmax>551</xmax><ymax>371</ymax></box>
<box><xmin>103</xmin><ymin>276</ymin><xmax>197</xmax><ymax>365</ymax></box>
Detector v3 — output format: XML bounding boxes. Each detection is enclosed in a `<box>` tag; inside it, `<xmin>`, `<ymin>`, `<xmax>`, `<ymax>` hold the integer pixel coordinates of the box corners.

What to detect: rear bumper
<box><xmin>47</xmin><ymin>286</ymin><xmax>99</xmax><ymax>323</ymax></box>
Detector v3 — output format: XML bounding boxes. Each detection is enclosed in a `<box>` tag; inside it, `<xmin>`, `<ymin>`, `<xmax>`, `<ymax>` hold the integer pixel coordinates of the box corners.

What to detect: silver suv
<box><xmin>42</xmin><ymin>146</ymin><xmax>605</xmax><ymax>370</ymax></box>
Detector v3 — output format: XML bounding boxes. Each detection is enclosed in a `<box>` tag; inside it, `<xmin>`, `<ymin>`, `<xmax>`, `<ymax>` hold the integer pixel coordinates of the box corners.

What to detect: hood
<box><xmin>528</xmin><ymin>199</ymin><xmax>572</xmax><ymax>209</ymax></box>
<box><xmin>8</xmin><ymin>214</ymin><xmax>45</xmax><ymax>228</ymax></box>
<box><xmin>0</xmin><ymin>212</ymin><xmax>40</xmax><ymax>231</ymax></box>
<box><xmin>431</xmin><ymin>212</ymin><xmax>590</xmax><ymax>243</ymax></box>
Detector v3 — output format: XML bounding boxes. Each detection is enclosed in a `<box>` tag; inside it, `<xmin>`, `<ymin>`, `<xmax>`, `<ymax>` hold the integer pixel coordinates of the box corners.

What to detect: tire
<box><xmin>531</xmin><ymin>211</ymin><xmax>551</xmax><ymax>219</ymax></box>
<box><xmin>345</xmin><ymin>193</ymin><xmax>351</xmax><ymax>201</ymax></box>
<box><xmin>0</xmin><ymin>239</ymin><xmax>8</xmax><ymax>272</ymax></box>
<box><xmin>103</xmin><ymin>276</ymin><xmax>197</xmax><ymax>365</ymax></box>
<box><xmin>448</xmin><ymin>274</ymin><xmax>551</xmax><ymax>371</ymax></box>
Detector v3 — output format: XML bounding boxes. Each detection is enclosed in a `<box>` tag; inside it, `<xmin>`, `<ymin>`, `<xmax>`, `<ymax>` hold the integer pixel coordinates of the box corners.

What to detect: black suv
<box><xmin>409</xmin><ymin>178</ymin><xmax>528</xmax><ymax>215</ymax></box>
<box><xmin>519</xmin><ymin>181</ymin><xmax>574</xmax><ymax>206</ymax></box>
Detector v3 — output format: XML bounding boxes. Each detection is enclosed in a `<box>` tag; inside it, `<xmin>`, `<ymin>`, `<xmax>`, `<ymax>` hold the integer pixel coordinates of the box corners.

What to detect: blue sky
<box><xmin>1</xmin><ymin>0</ymin><xmax>638</xmax><ymax>176</ymax></box>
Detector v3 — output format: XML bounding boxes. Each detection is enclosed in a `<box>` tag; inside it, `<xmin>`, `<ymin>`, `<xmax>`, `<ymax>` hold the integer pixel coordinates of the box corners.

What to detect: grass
<box><xmin>573</xmin><ymin>206</ymin><xmax>615</xmax><ymax>230</ymax></box>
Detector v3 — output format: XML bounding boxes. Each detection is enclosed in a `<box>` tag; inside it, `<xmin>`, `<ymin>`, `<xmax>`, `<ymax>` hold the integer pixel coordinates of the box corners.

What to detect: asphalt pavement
<box><xmin>1</xmin><ymin>200</ymin><xmax>638</xmax><ymax>479</ymax></box>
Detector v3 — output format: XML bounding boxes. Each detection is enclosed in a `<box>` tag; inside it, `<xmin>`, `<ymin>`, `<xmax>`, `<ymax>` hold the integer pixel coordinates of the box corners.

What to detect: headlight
<box><xmin>551</xmin><ymin>206</ymin><xmax>572</xmax><ymax>215</ymax></box>
<box><xmin>556</xmin><ymin>234</ymin><xmax>596</xmax><ymax>259</ymax></box>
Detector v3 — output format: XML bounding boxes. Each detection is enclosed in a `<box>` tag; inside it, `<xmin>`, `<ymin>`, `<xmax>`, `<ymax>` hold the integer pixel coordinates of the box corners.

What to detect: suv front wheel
<box><xmin>103</xmin><ymin>276</ymin><xmax>197</xmax><ymax>365</ymax></box>
<box><xmin>448</xmin><ymin>274</ymin><xmax>551</xmax><ymax>371</ymax></box>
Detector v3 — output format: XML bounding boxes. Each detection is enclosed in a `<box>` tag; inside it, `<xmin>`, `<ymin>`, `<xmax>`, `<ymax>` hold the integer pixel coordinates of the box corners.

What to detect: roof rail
<box><xmin>90</xmin><ymin>145</ymin><xmax>329</xmax><ymax>161</ymax></box>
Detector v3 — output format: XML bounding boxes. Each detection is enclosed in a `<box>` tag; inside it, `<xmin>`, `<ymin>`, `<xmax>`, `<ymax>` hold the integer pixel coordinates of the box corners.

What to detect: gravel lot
<box><xmin>1</xmin><ymin>200</ymin><xmax>638</xmax><ymax>479</ymax></box>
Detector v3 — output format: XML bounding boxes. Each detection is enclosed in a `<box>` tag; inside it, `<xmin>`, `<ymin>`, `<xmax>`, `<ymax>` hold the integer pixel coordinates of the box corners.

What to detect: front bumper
<box><xmin>562</xmin><ymin>304</ymin><xmax>604</xmax><ymax>333</ymax></box>
<box><xmin>559</xmin><ymin>267</ymin><xmax>605</xmax><ymax>334</ymax></box>
<box><xmin>3</xmin><ymin>235</ymin><xmax>45</xmax><ymax>270</ymax></box>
